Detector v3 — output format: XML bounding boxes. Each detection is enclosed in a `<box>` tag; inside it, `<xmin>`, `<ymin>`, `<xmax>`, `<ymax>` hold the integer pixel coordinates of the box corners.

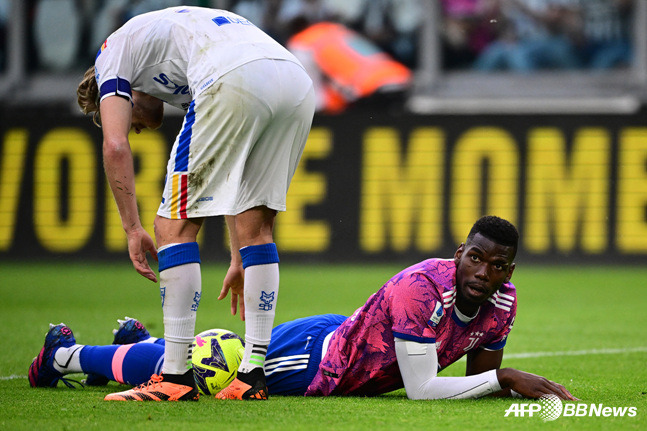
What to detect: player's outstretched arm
<box><xmin>465</xmin><ymin>348</ymin><xmax>514</xmax><ymax>398</ymax></box>
<box><xmin>218</xmin><ymin>216</ymin><xmax>245</xmax><ymax>320</ymax></box>
<box><xmin>465</xmin><ymin>348</ymin><xmax>577</xmax><ymax>400</ymax></box>
<box><xmin>395</xmin><ymin>338</ymin><xmax>501</xmax><ymax>400</ymax></box>
<box><xmin>496</xmin><ymin>368</ymin><xmax>578</xmax><ymax>401</ymax></box>
<box><xmin>101</xmin><ymin>95</ymin><xmax>158</xmax><ymax>283</ymax></box>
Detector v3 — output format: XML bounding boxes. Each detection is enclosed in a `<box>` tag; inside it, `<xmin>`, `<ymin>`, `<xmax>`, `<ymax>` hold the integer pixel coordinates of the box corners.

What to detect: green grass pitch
<box><xmin>1</xmin><ymin>261</ymin><xmax>645</xmax><ymax>430</ymax></box>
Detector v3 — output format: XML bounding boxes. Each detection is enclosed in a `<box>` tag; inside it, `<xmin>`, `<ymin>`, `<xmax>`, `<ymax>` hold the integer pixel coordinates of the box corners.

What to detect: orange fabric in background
<box><xmin>289</xmin><ymin>22</ymin><xmax>411</xmax><ymax>111</ymax></box>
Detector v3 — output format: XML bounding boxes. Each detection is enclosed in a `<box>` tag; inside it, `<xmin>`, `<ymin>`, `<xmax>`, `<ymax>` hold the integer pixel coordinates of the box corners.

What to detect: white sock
<box><xmin>160</xmin><ymin>262</ymin><xmax>201</xmax><ymax>375</ymax></box>
<box><xmin>239</xmin><ymin>263</ymin><xmax>279</xmax><ymax>373</ymax></box>
<box><xmin>53</xmin><ymin>345</ymin><xmax>84</xmax><ymax>374</ymax></box>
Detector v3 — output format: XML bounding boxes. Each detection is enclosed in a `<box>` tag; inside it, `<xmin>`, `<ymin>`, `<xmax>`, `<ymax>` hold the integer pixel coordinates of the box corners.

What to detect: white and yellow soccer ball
<box><xmin>191</xmin><ymin>329</ymin><xmax>245</xmax><ymax>395</ymax></box>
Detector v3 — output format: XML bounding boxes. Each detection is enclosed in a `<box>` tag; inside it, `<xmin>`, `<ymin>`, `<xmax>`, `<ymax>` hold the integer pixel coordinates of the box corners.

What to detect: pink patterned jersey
<box><xmin>305</xmin><ymin>258</ymin><xmax>517</xmax><ymax>396</ymax></box>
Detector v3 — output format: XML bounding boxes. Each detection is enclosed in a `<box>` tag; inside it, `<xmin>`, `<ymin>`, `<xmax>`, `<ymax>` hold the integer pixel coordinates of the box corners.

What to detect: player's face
<box><xmin>453</xmin><ymin>233</ymin><xmax>515</xmax><ymax>315</ymax></box>
<box><xmin>131</xmin><ymin>91</ymin><xmax>164</xmax><ymax>134</ymax></box>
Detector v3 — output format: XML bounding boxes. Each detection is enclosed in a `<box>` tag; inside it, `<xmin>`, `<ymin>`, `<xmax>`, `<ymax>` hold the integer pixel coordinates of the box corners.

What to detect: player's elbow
<box><xmin>406</xmin><ymin>389</ymin><xmax>444</xmax><ymax>400</ymax></box>
<box><xmin>404</xmin><ymin>383</ymin><xmax>438</xmax><ymax>401</ymax></box>
<box><xmin>405</xmin><ymin>390</ymin><xmax>425</xmax><ymax>400</ymax></box>
<box><xmin>102</xmin><ymin>138</ymin><xmax>131</xmax><ymax>161</ymax></box>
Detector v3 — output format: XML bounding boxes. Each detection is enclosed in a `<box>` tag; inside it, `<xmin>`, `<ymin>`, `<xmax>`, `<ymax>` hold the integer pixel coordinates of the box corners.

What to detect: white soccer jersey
<box><xmin>95</xmin><ymin>6</ymin><xmax>301</xmax><ymax>110</ymax></box>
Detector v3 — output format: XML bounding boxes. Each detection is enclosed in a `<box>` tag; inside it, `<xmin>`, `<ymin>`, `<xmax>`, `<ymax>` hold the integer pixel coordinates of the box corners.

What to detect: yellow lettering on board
<box><xmin>275</xmin><ymin>128</ymin><xmax>331</xmax><ymax>252</ymax></box>
<box><xmin>0</xmin><ymin>129</ymin><xmax>29</xmax><ymax>250</ymax></box>
<box><xmin>33</xmin><ymin>128</ymin><xmax>96</xmax><ymax>252</ymax></box>
<box><xmin>525</xmin><ymin>128</ymin><xmax>609</xmax><ymax>253</ymax></box>
<box><xmin>617</xmin><ymin>128</ymin><xmax>647</xmax><ymax>252</ymax></box>
<box><xmin>360</xmin><ymin>127</ymin><xmax>444</xmax><ymax>252</ymax></box>
<box><xmin>449</xmin><ymin>127</ymin><xmax>519</xmax><ymax>243</ymax></box>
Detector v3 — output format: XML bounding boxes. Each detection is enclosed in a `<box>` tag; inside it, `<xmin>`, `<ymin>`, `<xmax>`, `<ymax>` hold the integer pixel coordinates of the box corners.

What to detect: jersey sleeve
<box><xmin>395</xmin><ymin>339</ymin><xmax>501</xmax><ymax>400</ymax></box>
<box><xmin>388</xmin><ymin>273</ymin><xmax>441</xmax><ymax>344</ymax></box>
<box><xmin>482</xmin><ymin>291</ymin><xmax>517</xmax><ymax>351</ymax></box>
<box><xmin>95</xmin><ymin>34</ymin><xmax>135</xmax><ymax>103</ymax></box>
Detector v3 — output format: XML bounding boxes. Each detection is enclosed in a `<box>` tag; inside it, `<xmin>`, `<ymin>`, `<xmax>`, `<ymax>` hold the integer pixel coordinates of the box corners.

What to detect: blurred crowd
<box><xmin>0</xmin><ymin>0</ymin><xmax>634</xmax><ymax>74</ymax></box>
<box><xmin>0</xmin><ymin>0</ymin><xmax>423</xmax><ymax>73</ymax></box>
<box><xmin>441</xmin><ymin>0</ymin><xmax>634</xmax><ymax>72</ymax></box>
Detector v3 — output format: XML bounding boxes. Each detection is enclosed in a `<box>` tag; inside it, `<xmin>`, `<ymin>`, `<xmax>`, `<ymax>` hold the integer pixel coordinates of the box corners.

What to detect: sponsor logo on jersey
<box><xmin>212</xmin><ymin>16</ymin><xmax>254</xmax><ymax>26</ymax></box>
<box><xmin>153</xmin><ymin>73</ymin><xmax>190</xmax><ymax>95</ymax></box>
<box><xmin>199</xmin><ymin>78</ymin><xmax>214</xmax><ymax>92</ymax></box>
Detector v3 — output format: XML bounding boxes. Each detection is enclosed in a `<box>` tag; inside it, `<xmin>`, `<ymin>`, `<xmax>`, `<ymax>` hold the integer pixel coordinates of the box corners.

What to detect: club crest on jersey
<box><xmin>464</xmin><ymin>331</ymin><xmax>484</xmax><ymax>352</ymax></box>
<box><xmin>428</xmin><ymin>301</ymin><xmax>444</xmax><ymax>327</ymax></box>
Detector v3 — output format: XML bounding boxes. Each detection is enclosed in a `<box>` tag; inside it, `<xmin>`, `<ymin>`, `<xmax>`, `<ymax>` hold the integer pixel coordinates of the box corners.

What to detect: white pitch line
<box><xmin>505</xmin><ymin>346</ymin><xmax>647</xmax><ymax>359</ymax></box>
<box><xmin>0</xmin><ymin>374</ymin><xmax>26</xmax><ymax>381</ymax></box>
<box><xmin>2</xmin><ymin>347</ymin><xmax>646</xmax><ymax>381</ymax></box>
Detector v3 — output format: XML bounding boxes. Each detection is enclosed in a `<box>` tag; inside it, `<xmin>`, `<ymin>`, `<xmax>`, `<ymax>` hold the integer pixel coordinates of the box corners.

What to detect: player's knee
<box><xmin>154</xmin><ymin>216</ymin><xmax>203</xmax><ymax>246</ymax></box>
<box><xmin>235</xmin><ymin>207</ymin><xmax>276</xmax><ymax>247</ymax></box>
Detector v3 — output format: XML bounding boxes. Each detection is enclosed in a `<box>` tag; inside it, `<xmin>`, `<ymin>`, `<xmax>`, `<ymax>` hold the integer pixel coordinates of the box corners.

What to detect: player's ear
<box><xmin>504</xmin><ymin>262</ymin><xmax>516</xmax><ymax>283</ymax></box>
<box><xmin>454</xmin><ymin>243</ymin><xmax>465</xmax><ymax>265</ymax></box>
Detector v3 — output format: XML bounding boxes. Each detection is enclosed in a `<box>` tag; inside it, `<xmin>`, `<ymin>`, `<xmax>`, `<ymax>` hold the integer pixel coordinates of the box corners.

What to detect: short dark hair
<box><xmin>466</xmin><ymin>215</ymin><xmax>519</xmax><ymax>259</ymax></box>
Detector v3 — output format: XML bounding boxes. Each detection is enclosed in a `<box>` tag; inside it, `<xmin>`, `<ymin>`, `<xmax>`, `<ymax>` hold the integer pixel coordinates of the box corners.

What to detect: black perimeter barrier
<box><xmin>1</xmin><ymin>106</ymin><xmax>646</xmax><ymax>264</ymax></box>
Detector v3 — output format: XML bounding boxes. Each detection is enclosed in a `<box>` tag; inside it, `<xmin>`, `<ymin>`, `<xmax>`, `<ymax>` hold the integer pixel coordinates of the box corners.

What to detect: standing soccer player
<box><xmin>75</xmin><ymin>6</ymin><xmax>314</xmax><ymax>401</ymax></box>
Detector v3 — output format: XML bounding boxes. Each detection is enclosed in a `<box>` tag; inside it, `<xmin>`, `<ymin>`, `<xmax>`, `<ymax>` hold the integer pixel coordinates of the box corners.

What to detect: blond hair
<box><xmin>77</xmin><ymin>66</ymin><xmax>101</xmax><ymax>127</ymax></box>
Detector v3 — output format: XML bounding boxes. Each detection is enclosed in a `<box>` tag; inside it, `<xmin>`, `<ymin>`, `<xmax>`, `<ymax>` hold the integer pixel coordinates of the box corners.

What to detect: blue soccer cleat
<box><xmin>28</xmin><ymin>323</ymin><xmax>79</xmax><ymax>388</ymax></box>
<box><xmin>84</xmin><ymin>317</ymin><xmax>152</xmax><ymax>386</ymax></box>
<box><xmin>112</xmin><ymin>316</ymin><xmax>152</xmax><ymax>345</ymax></box>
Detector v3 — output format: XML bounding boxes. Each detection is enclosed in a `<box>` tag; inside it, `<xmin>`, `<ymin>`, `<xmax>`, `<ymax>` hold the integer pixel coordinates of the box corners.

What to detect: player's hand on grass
<box><xmin>219</xmin><ymin>263</ymin><xmax>245</xmax><ymax>321</ymax></box>
<box><xmin>497</xmin><ymin>368</ymin><xmax>578</xmax><ymax>401</ymax></box>
<box><xmin>127</xmin><ymin>227</ymin><xmax>158</xmax><ymax>283</ymax></box>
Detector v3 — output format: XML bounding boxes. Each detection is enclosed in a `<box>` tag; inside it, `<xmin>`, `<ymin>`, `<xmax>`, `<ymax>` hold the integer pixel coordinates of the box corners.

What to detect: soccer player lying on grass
<box><xmin>29</xmin><ymin>216</ymin><xmax>576</xmax><ymax>401</ymax></box>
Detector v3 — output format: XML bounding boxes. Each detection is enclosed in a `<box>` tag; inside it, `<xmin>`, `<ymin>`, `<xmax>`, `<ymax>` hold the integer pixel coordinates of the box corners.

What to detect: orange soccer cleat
<box><xmin>215</xmin><ymin>368</ymin><xmax>268</xmax><ymax>400</ymax></box>
<box><xmin>104</xmin><ymin>374</ymin><xmax>199</xmax><ymax>401</ymax></box>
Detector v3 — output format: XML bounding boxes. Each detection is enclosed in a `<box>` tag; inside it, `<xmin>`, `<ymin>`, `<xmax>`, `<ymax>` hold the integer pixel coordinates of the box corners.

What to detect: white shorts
<box><xmin>157</xmin><ymin>59</ymin><xmax>315</xmax><ymax>219</ymax></box>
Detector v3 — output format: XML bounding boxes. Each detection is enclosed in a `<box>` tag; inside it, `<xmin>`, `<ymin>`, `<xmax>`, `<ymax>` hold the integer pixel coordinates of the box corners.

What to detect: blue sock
<box><xmin>80</xmin><ymin>343</ymin><xmax>165</xmax><ymax>386</ymax></box>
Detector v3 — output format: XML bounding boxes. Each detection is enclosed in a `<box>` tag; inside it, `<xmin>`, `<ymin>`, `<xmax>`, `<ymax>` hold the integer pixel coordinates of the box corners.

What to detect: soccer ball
<box><xmin>191</xmin><ymin>328</ymin><xmax>245</xmax><ymax>395</ymax></box>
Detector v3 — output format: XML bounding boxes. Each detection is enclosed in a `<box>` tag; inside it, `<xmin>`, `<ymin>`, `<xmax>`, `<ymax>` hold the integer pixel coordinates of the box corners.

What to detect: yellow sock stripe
<box><xmin>170</xmin><ymin>174</ymin><xmax>179</xmax><ymax>219</ymax></box>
